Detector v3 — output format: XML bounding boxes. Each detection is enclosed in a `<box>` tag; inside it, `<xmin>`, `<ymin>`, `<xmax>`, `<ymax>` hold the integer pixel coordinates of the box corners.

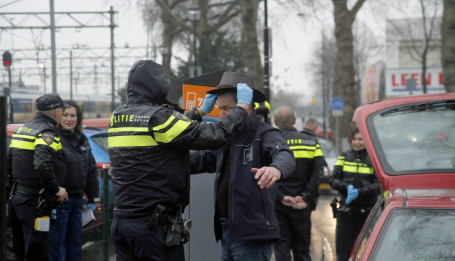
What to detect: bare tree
<box><xmin>332</xmin><ymin>0</ymin><xmax>366</xmax><ymax>141</ymax></box>
<box><xmin>239</xmin><ymin>0</ymin><xmax>264</xmax><ymax>90</ymax></box>
<box><xmin>387</xmin><ymin>0</ymin><xmax>442</xmax><ymax>94</ymax></box>
<box><xmin>441</xmin><ymin>0</ymin><xmax>455</xmax><ymax>92</ymax></box>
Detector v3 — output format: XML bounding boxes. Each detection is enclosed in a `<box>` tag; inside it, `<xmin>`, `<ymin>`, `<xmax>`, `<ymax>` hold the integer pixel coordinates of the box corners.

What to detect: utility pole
<box><xmin>70</xmin><ymin>50</ymin><xmax>73</xmax><ymax>100</ymax></box>
<box><xmin>263</xmin><ymin>0</ymin><xmax>270</xmax><ymax>102</ymax></box>
<box><xmin>110</xmin><ymin>6</ymin><xmax>116</xmax><ymax>112</ymax></box>
<box><xmin>49</xmin><ymin>0</ymin><xmax>57</xmax><ymax>94</ymax></box>
<box><xmin>0</xmin><ymin>8</ymin><xmax>118</xmax><ymax>110</ymax></box>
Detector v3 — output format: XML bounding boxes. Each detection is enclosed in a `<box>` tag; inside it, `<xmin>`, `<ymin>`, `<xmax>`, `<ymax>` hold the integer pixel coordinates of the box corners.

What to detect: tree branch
<box><xmin>155</xmin><ymin>0</ymin><xmax>193</xmax><ymax>33</ymax></box>
<box><xmin>351</xmin><ymin>0</ymin><xmax>366</xmax><ymax>18</ymax></box>
<box><xmin>208</xmin><ymin>0</ymin><xmax>240</xmax><ymax>33</ymax></box>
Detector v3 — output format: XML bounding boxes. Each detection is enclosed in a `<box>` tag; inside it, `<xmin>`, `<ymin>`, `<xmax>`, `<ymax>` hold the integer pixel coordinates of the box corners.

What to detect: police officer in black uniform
<box><xmin>7</xmin><ymin>94</ymin><xmax>69</xmax><ymax>261</ymax></box>
<box><xmin>108</xmin><ymin>60</ymin><xmax>253</xmax><ymax>261</ymax></box>
<box><xmin>329</xmin><ymin>128</ymin><xmax>380</xmax><ymax>261</ymax></box>
<box><xmin>273</xmin><ymin>106</ymin><xmax>325</xmax><ymax>261</ymax></box>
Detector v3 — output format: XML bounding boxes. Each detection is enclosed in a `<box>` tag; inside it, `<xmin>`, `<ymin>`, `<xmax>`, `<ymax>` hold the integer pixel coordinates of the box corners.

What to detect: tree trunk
<box><xmin>331</xmin><ymin>0</ymin><xmax>365</xmax><ymax>148</ymax></box>
<box><xmin>239</xmin><ymin>0</ymin><xmax>264</xmax><ymax>92</ymax></box>
<box><xmin>442</xmin><ymin>0</ymin><xmax>455</xmax><ymax>92</ymax></box>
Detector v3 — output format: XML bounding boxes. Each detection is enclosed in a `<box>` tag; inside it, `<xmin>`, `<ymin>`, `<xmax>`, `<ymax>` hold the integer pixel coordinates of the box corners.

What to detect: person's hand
<box><xmin>236</xmin><ymin>83</ymin><xmax>253</xmax><ymax>108</ymax></box>
<box><xmin>281</xmin><ymin>196</ymin><xmax>297</xmax><ymax>207</ymax></box>
<box><xmin>345</xmin><ymin>185</ymin><xmax>359</xmax><ymax>204</ymax></box>
<box><xmin>85</xmin><ymin>203</ymin><xmax>97</xmax><ymax>211</ymax></box>
<box><xmin>252</xmin><ymin>166</ymin><xmax>281</xmax><ymax>189</ymax></box>
<box><xmin>200</xmin><ymin>94</ymin><xmax>218</xmax><ymax>114</ymax></box>
<box><xmin>55</xmin><ymin>187</ymin><xmax>68</xmax><ymax>203</ymax></box>
<box><xmin>293</xmin><ymin>196</ymin><xmax>308</xmax><ymax>209</ymax></box>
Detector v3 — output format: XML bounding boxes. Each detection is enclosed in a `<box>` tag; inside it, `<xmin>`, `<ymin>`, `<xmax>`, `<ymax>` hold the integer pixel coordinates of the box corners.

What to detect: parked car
<box><xmin>348</xmin><ymin>93</ymin><xmax>455</xmax><ymax>261</ymax></box>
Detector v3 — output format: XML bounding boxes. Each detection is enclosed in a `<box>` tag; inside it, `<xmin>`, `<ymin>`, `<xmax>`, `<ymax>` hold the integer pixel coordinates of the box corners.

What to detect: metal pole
<box><xmin>0</xmin><ymin>96</ymin><xmax>6</xmax><ymax>261</ymax></box>
<box><xmin>193</xmin><ymin>23</ymin><xmax>197</xmax><ymax>76</ymax></box>
<box><xmin>322</xmin><ymin>32</ymin><xmax>327</xmax><ymax>139</ymax></box>
<box><xmin>336</xmin><ymin>116</ymin><xmax>340</xmax><ymax>153</ymax></box>
<box><xmin>70</xmin><ymin>51</ymin><xmax>73</xmax><ymax>101</ymax></box>
<box><xmin>49</xmin><ymin>0</ymin><xmax>57</xmax><ymax>93</ymax></box>
<box><xmin>110</xmin><ymin>6</ymin><xmax>115</xmax><ymax>112</ymax></box>
<box><xmin>8</xmin><ymin>68</ymin><xmax>13</xmax><ymax>123</ymax></box>
<box><xmin>102</xmin><ymin>169</ymin><xmax>109</xmax><ymax>261</ymax></box>
<box><xmin>263</xmin><ymin>0</ymin><xmax>270</xmax><ymax>102</ymax></box>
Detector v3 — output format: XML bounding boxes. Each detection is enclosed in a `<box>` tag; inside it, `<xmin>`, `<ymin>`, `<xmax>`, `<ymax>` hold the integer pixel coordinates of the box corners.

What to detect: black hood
<box><xmin>127</xmin><ymin>60</ymin><xmax>171</xmax><ymax>104</ymax></box>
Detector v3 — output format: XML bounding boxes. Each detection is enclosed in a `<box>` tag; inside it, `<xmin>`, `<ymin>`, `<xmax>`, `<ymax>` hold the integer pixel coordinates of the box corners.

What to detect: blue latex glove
<box><xmin>86</xmin><ymin>203</ymin><xmax>97</xmax><ymax>211</ymax></box>
<box><xmin>236</xmin><ymin>83</ymin><xmax>253</xmax><ymax>107</ymax></box>
<box><xmin>345</xmin><ymin>185</ymin><xmax>359</xmax><ymax>205</ymax></box>
<box><xmin>200</xmin><ymin>94</ymin><xmax>218</xmax><ymax>114</ymax></box>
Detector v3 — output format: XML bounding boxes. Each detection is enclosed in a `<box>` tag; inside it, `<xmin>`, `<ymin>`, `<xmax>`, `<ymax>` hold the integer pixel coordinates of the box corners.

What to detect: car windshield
<box><xmin>90</xmin><ymin>133</ymin><xmax>108</xmax><ymax>153</ymax></box>
<box><xmin>369</xmin><ymin>101</ymin><xmax>455</xmax><ymax>174</ymax></box>
<box><xmin>371</xmin><ymin>208</ymin><xmax>455</xmax><ymax>261</ymax></box>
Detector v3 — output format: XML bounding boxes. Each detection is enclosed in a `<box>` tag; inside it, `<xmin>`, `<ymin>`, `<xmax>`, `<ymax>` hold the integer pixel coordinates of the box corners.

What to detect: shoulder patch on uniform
<box><xmin>42</xmin><ymin>132</ymin><xmax>55</xmax><ymax>145</ymax></box>
<box><xmin>173</xmin><ymin>111</ymin><xmax>190</xmax><ymax>121</ymax></box>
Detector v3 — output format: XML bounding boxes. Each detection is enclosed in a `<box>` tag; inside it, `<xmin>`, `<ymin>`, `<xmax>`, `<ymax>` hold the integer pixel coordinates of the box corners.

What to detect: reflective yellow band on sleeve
<box><xmin>314</xmin><ymin>147</ymin><xmax>323</xmax><ymax>157</ymax></box>
<box><xmin>153</xmin><ymin>116</ymin><xmax>176</xmax><ymax>131</ymax></box>
<box><xmin>334</xmin><ymin>156</ymin><xmax>345</xmax><ymax>166</ymax></box>
<box><xmin>35</xmin><ymin>138</ymin><xmax>62</xmax><ymax>152</ymax></box>
<box><xmin>154</xmin><ymin>119</ymin><xmax>192</xmax><ymax>143</ymax></box>
<box><xmin>108</xmin><ymin>135</ymin><xmax>158</xmax><ymax>147</ymax></box>
<box><xmin>12</xmin><ymin>134</ymin><xmax>36</xmax><ymax>141</ymax></box>
<box><xmin>108</xmin><ymin>127</ymin><xmax>150</xmax><ymax>133</ymax></box>
<box><xmin>342</xmin><ymin>165</ymin><xmax>374</xmax><ymax>174</ymax></box>
<box><xmin>10</xmin><ymin>139</ymin><xmax>36</xmax><ymax>150</ymax></box>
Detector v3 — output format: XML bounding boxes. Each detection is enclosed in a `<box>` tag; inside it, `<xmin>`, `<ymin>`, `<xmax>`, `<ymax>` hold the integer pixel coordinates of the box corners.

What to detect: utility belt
<box><xmin>115</xmin><ymin>204</ymin><xmax>192</xmax><ymax>247</ymax></box>
<box><xmin>15</xmin><ymin>183</ymin><xmax>41</xmax><ymax>196</ymax></box>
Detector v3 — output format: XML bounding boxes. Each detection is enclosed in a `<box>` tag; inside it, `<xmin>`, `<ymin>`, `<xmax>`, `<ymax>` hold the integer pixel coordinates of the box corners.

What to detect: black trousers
<box><xmin>335</xmin><ymin>210</ymin><xmax>370</xmax><ymax>261</ymax></box>
<box><xmin>274</xmin><ymin>203</ymin><xmax>312</xmax><ymax>261</ymax></box>
<box><xmin>110</xmin><ymin>217</ymin><xmax>185</xmax><ymax>261</ymax></box>
<box><xmin>8</xmin><ymin>192</ymin><xmax>51</xmax><ymax>261</ymax></box>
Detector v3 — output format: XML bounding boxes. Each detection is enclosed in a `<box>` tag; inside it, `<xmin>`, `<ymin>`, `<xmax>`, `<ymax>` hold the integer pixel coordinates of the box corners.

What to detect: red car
<box><xmin>349</xmin><ymin>93</ymin><xmax>455</xmax><ymax>261</ymax></box>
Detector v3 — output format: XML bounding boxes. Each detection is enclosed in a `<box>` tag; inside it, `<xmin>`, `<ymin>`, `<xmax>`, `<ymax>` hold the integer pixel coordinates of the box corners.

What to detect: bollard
<box><xmin>102</xmin><ymin>168</ymin><xmax>109</xmax><ymax>261</ymax></box>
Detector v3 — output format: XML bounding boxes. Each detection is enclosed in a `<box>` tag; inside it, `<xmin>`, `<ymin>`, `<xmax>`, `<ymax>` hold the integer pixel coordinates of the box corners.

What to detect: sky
<box><xmin>0</xmin><ymin>0</ymin><xmax>418</xmax><ymax>106</ymax></box>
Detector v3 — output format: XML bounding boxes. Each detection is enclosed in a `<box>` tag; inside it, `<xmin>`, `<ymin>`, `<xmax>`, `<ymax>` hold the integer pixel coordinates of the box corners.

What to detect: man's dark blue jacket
<box><xmin>190</xmin><ymin>114</ymin><xmax>296</xmax><ymax>241</ymax></box>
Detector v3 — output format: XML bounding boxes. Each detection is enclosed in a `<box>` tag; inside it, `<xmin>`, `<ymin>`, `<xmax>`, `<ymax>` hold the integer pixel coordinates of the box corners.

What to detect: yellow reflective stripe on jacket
<box><xmin>154</xmin><ymin>119</ymin><xmax>192</xmax><ymax>143</ymax></box>
<box><xmin>289</xmin><ymin>144</ymin><xmax>323</xmax><ymax>159</ymax></box>
<box><xmin>314</xmin><ymin>144</ymin><xmax>323</xmax><ymax>157</ymax></box>
<box><xmin>108</xmin><ymin>135</ymin><xmax>158</xmax><ymax>147</ymax></box>
<box><xmin>108</xmin><ymin>127</ymin><xmax>149</xmax><ymax>133</ymax></box>
<box><xmin>334</xmin><ymin>156</ymin><xmax>345</xmax><ymax>166</ymax></box>
<box><xmin>35</xmin><ymin>134</ymin><xmax>62</xmax><ymax>152</ymax></box>
<box><xmin>152</xmin><ymin>115</ymin><xmax>176</xmax><ymax>131</ymax></box>
<box><xmin>10</xmin><ymin>133</ymin><xmax>61</xmax><ymax>151</ymax></box>
<box><xmin>10</xmin><ymin>134</ymin><xmax>36</xmax><ymax>150</ymax></box>
<box><xmin>342</xmin><ymin>164</ymin><xmax>374</xmax><ymax>174</ymax></box>
<box><xmin>108</xmin><ymin>126</ymin><xmax>157</xmax><ymax>147</ymax></box>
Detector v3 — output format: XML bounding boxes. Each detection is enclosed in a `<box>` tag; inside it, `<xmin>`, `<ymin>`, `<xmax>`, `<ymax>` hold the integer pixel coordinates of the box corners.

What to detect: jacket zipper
<box><xmin>258</xmin><ymin>189</ymin><xmax>274</xmax><ymax>230</ymax></box>
<box><xmin>230</xmin><ymin>146</ymin><xmax>237</xmax><ymax>242</ymax></box>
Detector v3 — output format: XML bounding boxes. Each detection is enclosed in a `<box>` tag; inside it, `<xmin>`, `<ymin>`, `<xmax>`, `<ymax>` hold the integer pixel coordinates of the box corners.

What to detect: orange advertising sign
<box><xmin>182</xmin><ymin>84</ymin><xmax>220</xmax><ymax>117</ymax></box>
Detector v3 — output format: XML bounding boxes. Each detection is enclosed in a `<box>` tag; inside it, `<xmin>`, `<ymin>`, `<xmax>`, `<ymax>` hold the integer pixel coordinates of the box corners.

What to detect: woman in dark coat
<box><xmin>50</xmin><ymin>101</ymin><xmax>99</xmax><ymax>261</ymax></box>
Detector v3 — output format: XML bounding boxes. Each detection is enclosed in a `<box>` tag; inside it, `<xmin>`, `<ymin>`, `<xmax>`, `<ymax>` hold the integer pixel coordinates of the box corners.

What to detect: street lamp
<box><xmin>158</xmin><ymin>44</ymin><xmax>168</xmax><ymax>66</ymax></box>
<box><xmin>38</xmin><ymin>62</ymin><xmax>47</xmax><ymax>93</ymax></box>
<box><xmin>188</xmin><ymin>6</ymin><xmax>200</xmax><ymax>77</ymax></box>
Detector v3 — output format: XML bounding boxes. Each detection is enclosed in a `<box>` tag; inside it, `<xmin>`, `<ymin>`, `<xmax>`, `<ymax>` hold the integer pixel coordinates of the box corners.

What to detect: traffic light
<box><xmin>3</xmin><ymin>51</ymin><xmax>12</xmax><ymax>68</ymax></box>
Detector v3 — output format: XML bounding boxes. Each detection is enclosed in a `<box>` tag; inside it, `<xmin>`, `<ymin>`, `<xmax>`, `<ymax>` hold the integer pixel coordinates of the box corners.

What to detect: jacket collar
<box><xmin>278</xmin><ymin>126</ymin><xmax>297</xmax><ymax>132</ymax></box>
